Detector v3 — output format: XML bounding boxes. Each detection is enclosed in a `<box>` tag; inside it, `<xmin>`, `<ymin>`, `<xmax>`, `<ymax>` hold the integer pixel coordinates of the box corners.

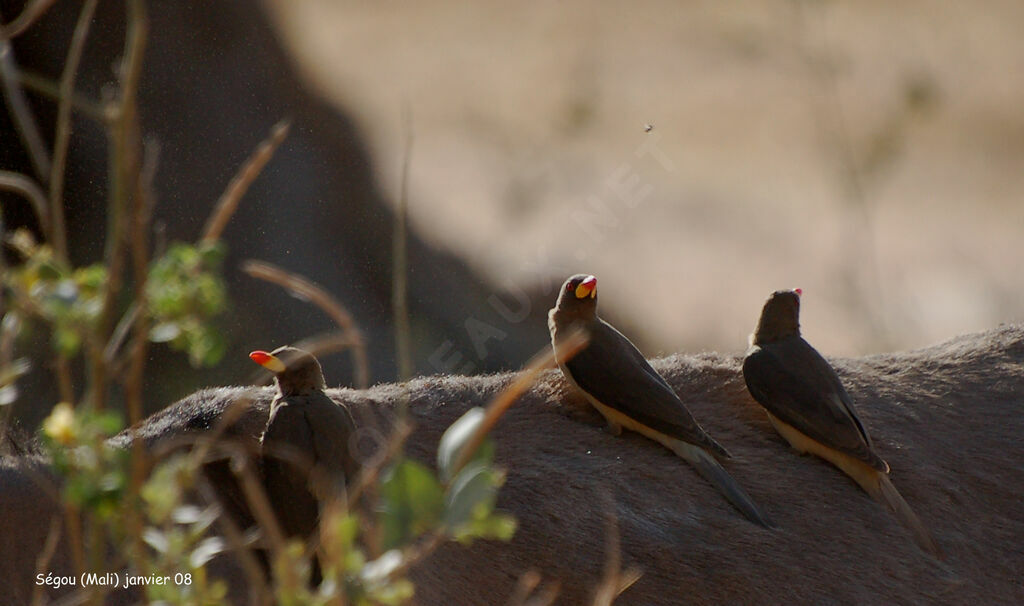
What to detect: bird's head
<box><xmin>554</xmin><ymin>274</ymin><xmax>599</xmax><ymax>319</ymax></box>
<box><xmin>249</xmin><ymin>346</ymin><xmax>327</xmax><ymax>396</ymax></box>
<box><xmin>752</xmin><ymin>288</ymin><xmax>802</xmax><ymax>345</ymax></box>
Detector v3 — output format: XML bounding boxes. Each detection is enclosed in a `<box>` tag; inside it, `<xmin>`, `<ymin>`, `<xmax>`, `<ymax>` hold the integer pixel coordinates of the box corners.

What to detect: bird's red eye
<box><xmin>566</xmin><ymin>282</ymin><xmax>574</xmax><ymax>291</ymax></box>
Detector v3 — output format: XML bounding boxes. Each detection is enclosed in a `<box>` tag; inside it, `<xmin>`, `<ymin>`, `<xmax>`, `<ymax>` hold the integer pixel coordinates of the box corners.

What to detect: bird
<box><xmin>250</xmin><ymin>346</ymin><xmax>359</xmax><ymax>580</ymax></box>
<box><xmin>742</xmin><ymin>289</ymin><xmax>940</xmax><ymax>556</ymax></box>
<box><xmin>549</xmin><ymin>274</ymin><xmax>773</xmax><ymax>528</ymax></box>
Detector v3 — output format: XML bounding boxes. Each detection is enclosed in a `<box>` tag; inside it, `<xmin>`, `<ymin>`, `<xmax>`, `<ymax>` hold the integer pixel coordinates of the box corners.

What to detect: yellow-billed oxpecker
<box><xmin>743</xmin><ymin>289</ymin><xmax>940</xmax><ymax>556</ymax></box>
<box><xmin>250</xmin><ymin>346</ymin><xmax>359</xmax><ymax>572</ymax></box>
<box><xmin>550</xmin><ymin>274</ymin><xmax>773</xmax><ymax>528</ymax></box>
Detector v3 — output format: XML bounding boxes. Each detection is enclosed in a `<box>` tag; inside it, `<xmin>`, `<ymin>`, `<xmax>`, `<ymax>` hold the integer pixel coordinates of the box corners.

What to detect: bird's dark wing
<box><xmin>262</xmin><ymin>399</ymin><xmax>319</xmax><ymax>538</ymax></box>
<box><xmin>303</xmin><ymin>393</ymin><xmax>358</xmax><ymax>499</ymax></box>
<box><xmin>743</xmin><ymin>338</ymin><xmax>887</xmax><ymax>470</ymax></box>
<box><xmin>565</xmin><ymin>320</ymin><xmax>725</xmax><ymax>454</ymax></box>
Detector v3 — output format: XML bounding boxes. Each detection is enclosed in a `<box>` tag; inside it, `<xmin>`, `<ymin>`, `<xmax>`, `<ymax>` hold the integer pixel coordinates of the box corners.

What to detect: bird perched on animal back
<box><xmin>742</xmin><ymin>289</ymin><xmax>940</xmax><ymax>556</ymax></box>
<box><xmin>250</xmin><ymin>346</ymin><xmax>359</xmax><ymax>561</ymax></box>
<box><xmin>549</xmin><ymin>274</ymin><xmax>773</xmax><ymax>528</ymax></box>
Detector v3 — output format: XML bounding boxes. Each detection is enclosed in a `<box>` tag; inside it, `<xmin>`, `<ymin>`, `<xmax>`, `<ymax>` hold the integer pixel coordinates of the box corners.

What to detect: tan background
<box><xmin>267</xmin><ymin>0</ymin><xmax>1024</xmax><ymax>357</ymax></box>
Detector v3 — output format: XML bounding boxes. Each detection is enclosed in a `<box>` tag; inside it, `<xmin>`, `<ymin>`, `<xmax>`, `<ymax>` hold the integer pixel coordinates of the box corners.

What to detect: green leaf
<box><xmin>379</xmin><ymin>459</ymin><xmax>444</xmax><ymax>550</ymax></box>
<box><xmin>437</xmin><ymin>407</ymin><xmax>491</xmax><ymax>483</ymax></box>
<box><xmin>197</xmin><ymin>240</ymin><xmax>226</xmax><ymax>267</ymax></box>
<box><xmin>187</xmin><ymin>325</ymin><xmax>226</xmax><ymax>367</ymax></box>
<box><xmin>35</xmin><ymin>259</ymin><xmax>63</xmax><ymax>281</ymax></box>
<box><xmin>0</xmin><ymin>385</ymin><xmax>17</xmax><ymax>406</ymax></box>
<box><xmin>189</xmin><ymin>536</ymin><xmax>225</xmax><ymax>568</ymax></box>
<box><xmin>443</xmin><ymin>462</ymin><xmax>499</xmax><ymax>529</ymax></box>
<box><xmin>53</xmin><ymin>327</ymin><xmax>81</xmax><ymax>357</ymax></box>
<box><xmin>366</xmin><ymin>578</ymin><xmax>415</xmax><ymax>606</ymax></box>
<box><xmin>451</xmin><ymin>511</ymin><xmax>517</xmax><ymax>544</ymax></box>
<box><xmin>92</xmin><ymin>410</ymin><xmax>125</xmax><ymax>435</ymax></box>
<box><xmin>143</xmin><ymin>528</ymin><xmax>170</xmax><ymax>554</ymax></box>
<box><xmin>73</xmin><ymin>264</ymin><xmax>108</xmax><ymax>291</ymax></box>
<box><xmin>149</xmin><ymin>321</ymin><xmax>182</xmax><ymax>343</ymax></box>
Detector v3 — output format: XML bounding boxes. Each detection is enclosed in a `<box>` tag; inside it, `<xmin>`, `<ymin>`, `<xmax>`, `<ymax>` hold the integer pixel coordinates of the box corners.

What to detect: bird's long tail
<box><xmin>830</xmin><ymin>447</ymin><xmax>942</xmax><ymax>558</ymax></box>
<box><xmin>767</xmin><ymin>413</ymin><xmax>941</xmax><ymax>558</ymax></box>
<box><xmin>861</xmin><ymin>472</ymin><xmax>943</xmax><ymax>558</ymax></box>
<box><xmin>673</xmin><ymin>441</ymin><xmax>775</xmax><ymax>529</ymax></box>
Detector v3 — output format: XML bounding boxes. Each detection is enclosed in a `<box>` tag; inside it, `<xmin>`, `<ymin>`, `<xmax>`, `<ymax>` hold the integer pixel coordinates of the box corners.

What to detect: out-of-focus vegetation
<box><xmin>2</xmin><ymin>1</ymin><xmax>523</xmax><ymax>604</ymax></box>
<box><xmin>35</xmin><ymin>398</ymin><xmax>517</xmax><ymax>605</ymax></box>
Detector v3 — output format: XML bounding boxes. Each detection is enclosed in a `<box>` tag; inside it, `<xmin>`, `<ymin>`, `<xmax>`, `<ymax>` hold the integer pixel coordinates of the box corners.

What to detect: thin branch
<box><xmin>0</xmin><ymin>33</ymin><xmax>51</xmax><ymax>182</ymax></box>
<box><xmin>508</xmin><ymin>570</ymin><xmax>561</xmax><ymax>606</ymax></box>
<box><xmin>196</xmin><ymin>474</ymin><xmax>271</xmax><ymax>601</ymax></box>
<box><xmin>201</xmin><ymin>119</ymin><xmax>291</xmax><ymax>245</ymax></box>
<box><xmin>346</xmin><ymin>419</ymin><xmax>413</xmax><ymax>510</ymax></box>
<box><xmin>0</xmin><ymin>0</ymin><xmax>58</xmax><ymax>39</ymax></box>
<box><xmin>54</xmin><ymin>354</ymin><xmax>73</xmax><ymax>404</ymax></box>
<box><xmin>591</xmin><ymin>491</ymin><xmax>642</xmax><ymax>606</ymax></box>
<box><xmin>91</xmin><ymin>0</ymin><xmax>147</xmax><ymax>409</ymax></box>
<box><xmin>449</xmin><ymin>327</ymin><xmax>588</xmax><ymax>481</ymax></box>
<box><xmin>64</xmin><ymin>503</ymin><xmax>86</xmax><ymax>600</ymax></box>
<box><xmin>173</xmin><ymin>391</ymin><xmax>258</xmax><ymax>479</ymax></box>
<box><xmin>242</xmin><ymin>260</ymin><xmax>370</xmax><ymax>388</ymax></box>
<box><xmin>120</xmin><ymin>136</ymin><xmax>158</xmax><ymax>377</ymax></box>
<box><xmin>392</xmin><ymin>105</ymin><xmax>413</xmax><ymax>381</ymax></box>
<box><xmin>123</xmin><ymin>136</ymin><xmax>159</xmax><ymax>571</ymax></box>
<box><xmin>30</xmin><ymin>515</ymin><xmax>63</xmax><ymax>606</ymax></box>
<box><xmin>16</xmin><ymin>70</ymin><xmax>107</xmax><ymax>123</ymax></box>
<box><xmin>47</xmin><ymin>0</ymin><xmax>98</xmax><ymax>265</ymax></box>
<box><xmin>292</xmin><ymin>330</ymin><xmax>361</xmax><ymax>362</ymax></box>
<box><xmin>230</xmin><ymin>447</ymin><xmax>286</xmax><ymax>555</ymax></box>
<box><xmin>103</xmin><ymin>303</ymin><xmax>140</xmax><ymax>367</ymax></box>
<box><xmin>246</xmin><ymin>331</ymin><xmax>363</xmax><ymax>386</ymax></box>
<box><xmin>378</xmin><ymin>528</ymin><xmax>446</xmax><ymax>584</ymax></box>
<box><xmin>0</xmin><ymin>170</ymin><xmax>49</xmax><ymax>233</ymax></box>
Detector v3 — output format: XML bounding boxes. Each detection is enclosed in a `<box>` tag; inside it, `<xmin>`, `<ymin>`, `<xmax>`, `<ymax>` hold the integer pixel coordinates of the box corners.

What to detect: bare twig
<box><xmin>293</xmin><ymin>330</ymin><xmax>362</xmax><ymax>362</ymax></box>
<box><xmin>346</xmin><ymin>419</ymin><xmax>413</xmax><ymax>510</ymax></box>
<box><xmin>0</xmin><ymin>0</ymin><xmax>58</xmax><ymax>39</ymax></box>
<box><xmin>0</xmin><ymin>170</ymin><xmax>49</xmax><ymax>233</ymax></box>
<box><xmin>121</xmin><ymin>136</ymin><xmax>158</xmax><ymax>387</ymax></box>
<box><xmin>591</xmin><ymin>491</ymin><xmax>642</xmax><ymax>606</ymax></box>
<box><xmin>242</xmin><ymin>260</ymin><xmax>370</xmax><ymax>388</ymax></box>
<box><xmin>174</xmin><ymin>391</ymin><xmax>259</xmax><ymax>476</ymax></box>
<box><xmin>392</xmin><ymin>106</ymin><xmax>413</xmax><ymax>381</ymax></box>
<box><xmin>378</xmin><ymin>528</ymin><xmax>446</xmax><ymax>584</ymax></box>
<box><xmin>54</xmin><ymin>355</ymin><xmax>73</xmax><ymax>404</ymax></box>
<box><xmin>508</xmin><ymin>570</ymin><xmax>561</xmax><ymax>606</ymax></box>
<box><xmin>246</xmin><ymin>331</ymin><xmax>363</xmax><ymax>386</ymax></box>
<box><xmin>507</xmin><ymin>570</ymin><xmax>542</xmax><ymax>606</ymax></box>
<box><xmin>16</xmin><ymin>70</ymin><xmax>107</xmax><ymax>122</ymax></box>
<box><xmin>0</xmin><ymin>30</ymin><xmax>51</xmax><ymax>181</ymax></box>
<box><xmin>103</xmin><ymin>303</ymin><xmax>140</xmax><ymax>367</ymax></box>
<box><xmin>448</xmin><ymin>328</ymin><xmax>588</xmax><ymax>482</ymax></box>
<box><xmin>103</xmin><ymin>139</ymin><xmax>156</xmax><ymax>376</ymax></box>
<box><xmin>195</xmin><ymin>474</ymin><xmax>271</xmax><ymax>601</ymax></box>
<box><xmin>230</xmin><ymin>448</ymin><xmax>285</xmax><ymax>555</ymax></box>
<box><xmin>47</xmin><ymin>0</ymin><xmax>98</xmax><ymax>264</ymax></box>
<box><xmin>201</xmin><ymin>119</ymin><xmax>291</xmax><ymax>245</ymax></box>
<box><xmin>91</xmin><ymin>0</ymin><xmax>147</xmax><ymax>409</ymax></box>
<box><xmin>64</xmin><ymin>504</ymin><xmax>86</xmax><ymax>598</ymax></box>
<box><xmin>123</xmin><ymin>136</ymin><xmax>159</xmax><ymax>571</ymax></box>
<box><xmin>31</xmin><ymin>515</ymin><xmax>63</xmax><ymax>606</ymax></box>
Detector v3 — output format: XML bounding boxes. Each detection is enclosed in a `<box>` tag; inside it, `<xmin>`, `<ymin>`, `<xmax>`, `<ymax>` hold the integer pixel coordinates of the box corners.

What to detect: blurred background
<box><xmin>2</xmin><ymin>0</ymin><xmax>1023</xmax><ymax>424</ymax></box>
<box><xmin>266</xmin><ymin>0</ymin><xmax>1024</xmax><ymax>357</ymax></box>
